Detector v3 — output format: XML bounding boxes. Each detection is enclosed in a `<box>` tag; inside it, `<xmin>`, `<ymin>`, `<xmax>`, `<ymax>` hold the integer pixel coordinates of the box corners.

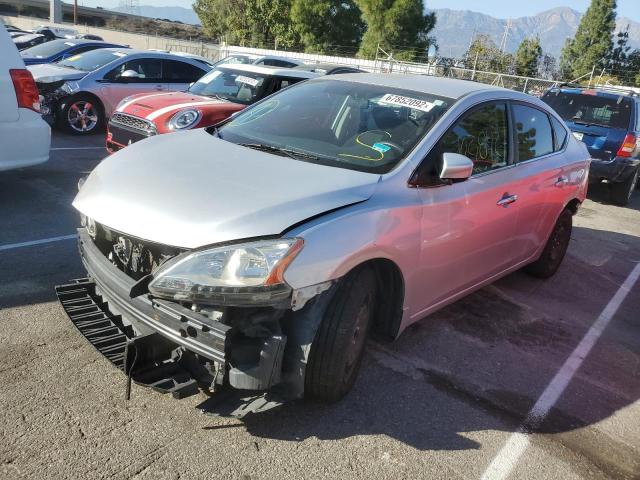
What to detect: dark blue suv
<box><xmin>19</xmin><ymin>39</ymin><xmax>127</xmax><ymax>66</ymax></box>
<box><xmin>542</xmin><ymin>85</ymin><xmax>639</xmax><ymax>205</ymax></box>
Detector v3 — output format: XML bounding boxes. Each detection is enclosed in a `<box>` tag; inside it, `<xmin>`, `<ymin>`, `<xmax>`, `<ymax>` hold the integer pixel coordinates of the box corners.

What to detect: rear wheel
<box><xmin>525</xmin><ymin>208</ymin><xmax>572</xmax><ymax>279</ymax></box>
<box><xmin>58</xmin><ymin>94</ymin><xmax>104</xmax><ymax>135</ymax></box>
<box><xmin>609</xmin><ymin>166</ymin><xmax>639</xmax><ymax>206</ymax></box>
<box><xmin>305</xmin><ymin>267</ymin><xmax>377</xmax><ymax>402</ymax></box>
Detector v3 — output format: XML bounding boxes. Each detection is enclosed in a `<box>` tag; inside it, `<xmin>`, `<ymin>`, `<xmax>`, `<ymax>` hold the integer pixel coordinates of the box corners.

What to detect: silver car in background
<box><xmin>57</xmin><ymin>75</ymin><xmax>590</xmax><ymax>415</ymax></box>
<box><xmin>28</xmin><ymin>48</ymin><xmax>211</xmax><ymax>134</ymax></box>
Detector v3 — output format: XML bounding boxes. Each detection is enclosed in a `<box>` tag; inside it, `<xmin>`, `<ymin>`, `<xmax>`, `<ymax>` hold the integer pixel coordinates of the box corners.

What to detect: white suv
<box><xmin>0</xmin><ymin>25</ymin><xmax>50</xmax><ymax>171</ymax></box>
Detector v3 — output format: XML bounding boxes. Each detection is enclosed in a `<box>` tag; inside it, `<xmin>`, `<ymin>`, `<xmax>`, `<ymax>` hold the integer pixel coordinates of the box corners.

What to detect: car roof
<box><xmin>295</xmin><ymin>63</ymin><xmax>363</xmax><ymax>72</ymax></box>
<box><xmin>550</xmin><ymin>86</ymin><xmax>640</xmax><ymax>102</ymax></box>
<box><xmin>312</xmin><ymin>73</ymin><xmax>507</xmax><ymax>99</ymax></box>
<box><xmin>218</xmin><ymin>63</ymin><xmax>319</xmax><ymax>78</ymax></box>
<box><xmin>42</xmin><ymin>38</ymin><xmax>116</xmax><ymax>47</ymax></box>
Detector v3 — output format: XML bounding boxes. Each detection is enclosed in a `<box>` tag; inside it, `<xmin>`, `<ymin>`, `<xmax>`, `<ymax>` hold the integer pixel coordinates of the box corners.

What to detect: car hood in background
<box><xmin>73</xmin><ymin>129</ymin><xmax>380</xmax><ymax>248</ymax></box>
<box><xmin>28</xmin><ymin>63</ymin><xmax>86</xmax><ymax>83</ymax></box>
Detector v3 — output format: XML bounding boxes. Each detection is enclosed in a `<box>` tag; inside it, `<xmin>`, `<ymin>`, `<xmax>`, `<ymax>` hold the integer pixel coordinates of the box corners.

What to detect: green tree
<box><xmin>291</xmin><ymin>0</ymin><xmax>364</xmax><ymax>54</ymax></box>
<box><xmin>514</xmin><ymin>37</ymin><xmax>542</xmax><ymax>77</ymax></box>
<box><xmin>194</xmin><ymin>0</ymin><xmax>297</xmax><ymax>47</ymax></box>
<box><xmin>356</xmin><ymin>0</ymin><xmax>436</xmax><ymax>61</ymax></box>
<box><xmin>560</xmin><ymin>0</ymin><xmax>617</xmax><ymax>80</ymax></box>
<box><xmin>464</xmin><ymin>35</ymin><xmax>513</xmax><ymax>74</ymax></box>
<box><xmin>608</xmin><ymin>27</ymin><xmax>632</xmax><ymax>83</ymax></box>
<box><xmin>193</xmin><ymin>0</ymin><xmax>250</xmax><ymax>44</ymax></box>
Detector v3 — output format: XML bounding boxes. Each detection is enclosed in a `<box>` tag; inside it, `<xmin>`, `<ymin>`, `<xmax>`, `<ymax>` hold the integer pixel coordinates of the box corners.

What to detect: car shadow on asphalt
<box><xmin>587</xmin><ymin>182</ymin><xmax>640</xmax><ymax>211</ymax></box>
<box><xmin>232</xmin><ymin>226</ymin><xmax>639</xmax><ymax>464</ymax></box>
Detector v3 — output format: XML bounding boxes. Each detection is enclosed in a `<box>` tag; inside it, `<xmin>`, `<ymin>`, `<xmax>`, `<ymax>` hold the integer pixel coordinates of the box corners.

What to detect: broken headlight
<box><xmin>61</xmin><ymin>81</ymin><xmax>80</xmax><ymax>94</ymax></box>
<box><xmin>148</xmin><ymin>238</ymin><xmax>303</xmax><ymax>306</ymax></box>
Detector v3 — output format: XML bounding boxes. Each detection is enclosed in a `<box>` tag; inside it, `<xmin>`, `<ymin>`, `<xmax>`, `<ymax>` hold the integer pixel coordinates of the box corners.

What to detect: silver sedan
<box><xmin>61</xmin><ymin>74</ymin><xmax>590</xmax><ymax>414</ymax></box>
<box><xmin>29</xmin><ymin>48</ymin><xmax>211</xmax><ymax>134</ymax></box>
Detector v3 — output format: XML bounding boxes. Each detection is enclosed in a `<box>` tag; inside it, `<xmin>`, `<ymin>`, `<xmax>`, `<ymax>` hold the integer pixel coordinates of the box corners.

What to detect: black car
<box><xmin>542</xmin><ymin>85</ymin><xmax>640</xmax><ymax>205</ymax></box>
<box><xmin>13</xmin><ymin>33</ymin><xmax>48</xmax><ymax>51</ymax></box>
<box><xmin>294</xmin><ymin>63</ymin><xmax>365</xmax><ymax>75</ymax></box>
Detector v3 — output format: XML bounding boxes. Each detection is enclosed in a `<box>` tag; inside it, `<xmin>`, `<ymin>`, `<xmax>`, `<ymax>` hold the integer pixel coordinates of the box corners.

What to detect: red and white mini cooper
<box><xmin>106</xmin><ymin>64</ymin><xmax>319</xmax><ymax>153</ymax></box>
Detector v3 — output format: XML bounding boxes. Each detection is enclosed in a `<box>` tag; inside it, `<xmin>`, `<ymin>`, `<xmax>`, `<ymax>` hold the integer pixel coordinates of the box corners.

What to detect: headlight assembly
<box><xmin>148</xmin><ymin>238</ymin><xmax>303</xmax><ymax>306</ymax></box>
<box><xmin>168</xmin><ymin>109</ymin><xmax>202</xmax><ymax>130</ymax></box>
<box><xmin>61</xmin><ymin>81</ymin><xmax>80</xmax><ymax>94</ymax></box>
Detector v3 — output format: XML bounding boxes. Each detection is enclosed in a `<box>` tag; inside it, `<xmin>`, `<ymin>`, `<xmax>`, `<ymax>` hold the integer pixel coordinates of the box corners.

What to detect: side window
<box><xmin>434</xmin><ymin>102</ymin><xmax>509</xmax><ymax>175</ymax></box>
<box><xmin>106</xmin><ymin>59</ymin><xmax>162</xmax><ymax>82</ymax></box>
<box><xmin>163</xmin><ymin>60</ymin><xmax>206</xmax><ymax>83</ymax></box>
<box><xmin>412</xmin><ymin>102</ymin><xmax>509</xmax><ymax>185</ymax></box>
<box><xmin>512</xmin><ymin>104</ymin><xmax>554</xmax><ymax>161</ymax></box>
<box><xmin>550</xmin><ymin>115</ymin><xmax>568</xmax><ymax>151</ymax></box>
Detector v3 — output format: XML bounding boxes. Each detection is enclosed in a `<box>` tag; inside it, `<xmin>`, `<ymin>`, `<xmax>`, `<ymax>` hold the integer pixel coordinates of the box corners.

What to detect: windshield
<box><xmin>542</xmin><ymin>90</ymin><xmax>632</xmax><ymax>129</ymax></box>
<box><xmin>217</xmin><ymin>79</ymin><xmax>454</xmax><ymax>173</ymax></box>
<box><xmin>56</xmin><ymin>49</ymin><xmax>125</xmax><ymax>72</ymax></box>
<box><xmin>20</xmin><ymin>39</ymin><xmax>75</xmax><ymax>58</ymax></box>
<box><xmin>189</xmin><ymin>68</ymin><xmax>268</xmax><ymax>105</ymax></box>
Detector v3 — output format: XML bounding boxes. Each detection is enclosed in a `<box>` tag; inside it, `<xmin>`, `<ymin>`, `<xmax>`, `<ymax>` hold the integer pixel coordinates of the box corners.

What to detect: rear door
<box><xmin>412</xmin><ymin>101</ymin><xmax>520</xmax><ymax>313</ymax></box>
<box><xmin>162</xmin><ymin>59</ymin><xmax>207</xmax><ymax>92</ymax></box>
<box><xmin>507</xmin><ymin>102</ymin><xmax>568</xmax><ymax>262</ymax></box>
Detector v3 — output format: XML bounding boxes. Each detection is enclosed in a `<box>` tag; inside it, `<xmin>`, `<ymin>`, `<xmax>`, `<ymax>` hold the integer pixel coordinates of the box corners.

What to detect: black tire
<box><xmin>525</xmin><ymin>209</ymin><xmax>572</xmax><ymax>279</ymax></box>
<box><xmin>305</xmin><ymin>267</ymin><xmax>377</xmax><ymax>402</ymax></box>
<box><xmin>57</xmin><ymin>94</ymin><xmax>105</xmax><ymax>135</ymax></box>
<box><xmin>609</xmin><ymin>166</ymin><xmax>639</xmax><ymax>206</ymax></box>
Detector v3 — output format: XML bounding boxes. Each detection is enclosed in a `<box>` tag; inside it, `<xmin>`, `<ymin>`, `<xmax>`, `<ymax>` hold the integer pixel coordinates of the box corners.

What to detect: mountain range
<box><xmin>116</xmin><ymin>4</ymin><xmax>640</xmax><ymax>59</ymax></box>
<box><xmin>431</xmin><ymin>7</ymin><xmax>640</xmax><ymax>58</ymax></box>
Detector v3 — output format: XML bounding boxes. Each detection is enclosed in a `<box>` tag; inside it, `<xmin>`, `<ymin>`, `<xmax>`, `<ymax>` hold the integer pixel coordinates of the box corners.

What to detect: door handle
<box><xmin>555</xmin><ymin>176</ymin><xmax>569</xmax><ymax>187</ymax></box>
<box><xmin>497</xmin><ymin>193</ymin><xmax>518</xmax><ymax>207</ymax></box>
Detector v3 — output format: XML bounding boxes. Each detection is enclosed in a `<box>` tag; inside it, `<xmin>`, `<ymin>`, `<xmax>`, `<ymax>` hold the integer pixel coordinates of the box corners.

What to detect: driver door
<box><xmin>411</xmin><ymin>101</ymin><xmax>521</xmax><ymax>316</ymax></box>
<box><xmin>99</xmin><ymin>58</ymin><xmax>167</xmax><ymax>116</ymax></box>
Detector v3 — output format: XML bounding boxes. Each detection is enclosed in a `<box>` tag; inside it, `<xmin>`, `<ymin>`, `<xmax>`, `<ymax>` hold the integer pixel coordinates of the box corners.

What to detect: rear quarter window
<box><xmin>550</xmin><ymin>116</ymin><xmax>568</xmax><ymax>151</ymax></box>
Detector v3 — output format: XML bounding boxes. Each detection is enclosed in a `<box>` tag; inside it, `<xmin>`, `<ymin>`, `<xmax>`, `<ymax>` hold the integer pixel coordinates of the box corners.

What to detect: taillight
<box><xmin>9</xmin><ymin>69</ymin><xmax>40</xmax><ymax>112</ymax></box>
<box><xmin>617</xmin><ymin>133</ymin><xmax>636</xmax><ymax>158</ymax></box>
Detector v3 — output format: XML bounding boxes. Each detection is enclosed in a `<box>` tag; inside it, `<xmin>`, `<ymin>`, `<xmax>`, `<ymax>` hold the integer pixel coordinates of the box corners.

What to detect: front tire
<box><xmin>57</xmin><ymin>94</ymin><xmax>104</xmax><ymax>135</ymax></box>
<box><xmin>305</xmin><ymin>267</ymin><xmax>377</xmax><ymax>402</ymax></box>
<box><xmin>525</xmin><ymin>208</ymin><xmax>572</xmax><ymax>279</ymax></box>
<box><xmin>609</xmin><ymin>166</ymin><xmax>639</xmax><ymax>206</ymax></box>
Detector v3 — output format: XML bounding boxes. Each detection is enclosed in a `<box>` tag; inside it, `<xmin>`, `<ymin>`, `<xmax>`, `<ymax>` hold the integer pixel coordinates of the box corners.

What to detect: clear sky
<box><xmin>78</xmin><ymin>1</ymin><xmax>640</xmax><ymax>23</ymax></box>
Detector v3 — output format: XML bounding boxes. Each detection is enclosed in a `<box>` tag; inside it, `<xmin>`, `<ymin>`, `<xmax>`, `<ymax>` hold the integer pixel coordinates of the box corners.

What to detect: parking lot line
<box><xmin>0</xmin><ymin>234</ymin><xmax>77</xmax><ymax>252</ymax></box>
<box><xmin>481</xmin><ymin>261</ymin><xmax>640</xmax><ymax>480</ymax></box>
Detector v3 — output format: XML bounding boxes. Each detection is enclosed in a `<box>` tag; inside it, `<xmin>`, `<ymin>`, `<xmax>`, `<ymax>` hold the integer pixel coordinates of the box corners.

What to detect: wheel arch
<box><xmin>564</xmin><ymin>198</ymin><xmax>581</xmax><ymax>215</ymax></box>
<box><xmin>341</xmin><ymin>257</ymin><xmax>405</xmax><ymax>341</ymax></box>
<box><xmin>58</xmin><ymin>91</ymin><xmax>106</xmax><ymax>118</ymax></box>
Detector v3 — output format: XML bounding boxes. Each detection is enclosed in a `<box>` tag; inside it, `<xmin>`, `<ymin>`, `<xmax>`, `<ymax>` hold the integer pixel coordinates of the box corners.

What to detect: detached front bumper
<box><xmin>55</xmin><ymin>230</ymin><xmax>288</xmax><ymax>409</ymax></box>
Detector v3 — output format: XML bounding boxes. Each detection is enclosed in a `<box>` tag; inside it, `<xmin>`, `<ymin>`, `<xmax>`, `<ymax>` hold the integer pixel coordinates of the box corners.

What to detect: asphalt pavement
<box><xmin>0</xmin><ymin>131</ymin><xmax>639</xmax><ymax>480</ymax></box>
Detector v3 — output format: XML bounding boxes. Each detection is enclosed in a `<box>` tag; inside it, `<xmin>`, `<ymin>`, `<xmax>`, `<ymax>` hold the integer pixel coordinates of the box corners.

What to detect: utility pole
<box><xmin>499</xmin><ymin>18</ymin><xmax>511</xmax><ymax>54</ymax></box>
<box><xmin>74</xmin><ymin>0</ymin><xmax>78</xmax><ymax>25</ymax></box>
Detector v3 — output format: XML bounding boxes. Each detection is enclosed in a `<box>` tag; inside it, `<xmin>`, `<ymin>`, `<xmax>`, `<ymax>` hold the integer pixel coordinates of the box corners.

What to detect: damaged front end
<box><xmin>56</xmin><ymin>225</ymin><xmax>334</xmax><ymax>417</ymax></box>
<box><xmin>36</xmin><ymin>79</ymin><xmax>70</xmax><ymax>124</ymax></box>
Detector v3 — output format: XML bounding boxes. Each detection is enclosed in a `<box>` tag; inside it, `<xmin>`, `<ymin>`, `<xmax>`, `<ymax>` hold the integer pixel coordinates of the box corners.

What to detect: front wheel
<box><xmin>525</xmin><ymin>208</ymin><xmax>572</xmax><ymax>279</ymax></box>
<box><xmin>609</xmin><ymin>166</ymin><xmax>639</xmax><ymax>206</ymax></box>
<box><xmin>305</xmin><ymin>267</ymin><xmax>377</xmax><ymax>402</ymax></box>
<box><xmin>58</xmin><ymin>94</ymin><xmax>104</xmax><ymax>135</ymax></box>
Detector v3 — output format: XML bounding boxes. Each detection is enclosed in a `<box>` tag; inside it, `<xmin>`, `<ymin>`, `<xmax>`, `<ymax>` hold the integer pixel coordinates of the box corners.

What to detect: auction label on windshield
<box><xmin>235</xmin><ymin>75</ymin><xmax>260</xmax><ymax>87</ymax></box>
<box><xmin>380</xmin><ymin>93</ymin><xmax>437</xmax><ymax>112</ymax></box>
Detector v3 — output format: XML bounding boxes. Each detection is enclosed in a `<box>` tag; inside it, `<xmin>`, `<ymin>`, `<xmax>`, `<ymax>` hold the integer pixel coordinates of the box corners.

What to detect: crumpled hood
<box><xmin>28</xmin><ymin>63</ymin><xmax>86</xmax><ymax>83</ymax></box>
<box><xmin>73</xmin><ymin>129</ymin><xmax>380</xmax><ymax>248</ymax></box>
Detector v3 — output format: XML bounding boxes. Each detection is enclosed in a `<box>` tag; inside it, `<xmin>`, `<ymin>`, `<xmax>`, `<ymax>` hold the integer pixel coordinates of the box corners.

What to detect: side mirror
<box><xmin>440</xmin><ymin>152</ymin><xmax>474</xmax><ymax>181</ymax></box>
<box><xmin>117</xmin><ymin>69</ymin><xmax>141</xmax><ymax>82</ymax></box>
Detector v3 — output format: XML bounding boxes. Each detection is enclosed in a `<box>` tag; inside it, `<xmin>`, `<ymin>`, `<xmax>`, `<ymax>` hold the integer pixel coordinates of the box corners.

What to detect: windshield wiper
<box><xmin>237</xmin><ymin>143</ymin><xmax>320</xmax><ymax>161</ymax></box>
<box><xmin>571</xmin><ymin>118</ymin><xmax>608</xmax><ymax>128</ymax></box>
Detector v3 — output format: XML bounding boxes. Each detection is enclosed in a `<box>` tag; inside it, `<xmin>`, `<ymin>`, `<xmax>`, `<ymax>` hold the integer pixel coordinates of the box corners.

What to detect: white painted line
<box><xmin>0</xmin><ymin>234</ymin><xmax>77</xmax><ymax>252</ymax></box>
<box><xmin>50</xmin><ymin>147</ymin><xmax>105</xmax><ymax>151</ymax></box>
<box><xmin>481</xmin><ymin>261</ymin><xmax>640</xmax><ymax>480</ymax></box>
